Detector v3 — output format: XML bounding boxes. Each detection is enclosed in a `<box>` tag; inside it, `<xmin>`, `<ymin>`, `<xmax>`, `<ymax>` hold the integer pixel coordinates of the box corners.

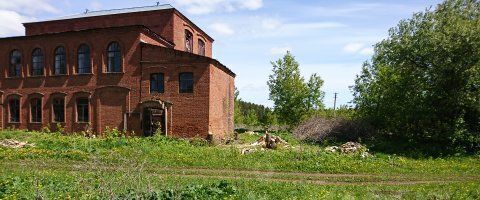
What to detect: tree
<box><xmin>268</xmin><ymin>51</ymin><xmax>325</xmax><ymax>127</ymax></box>
<box><xmin>260</xmin><ymin>109</ymin><xmax>278</xmax><ymax>131</ymax></box>
<box><xmin>352</xmin><ymin>0</ymin><xmax>480</xmax><ymax>153</ymax></box>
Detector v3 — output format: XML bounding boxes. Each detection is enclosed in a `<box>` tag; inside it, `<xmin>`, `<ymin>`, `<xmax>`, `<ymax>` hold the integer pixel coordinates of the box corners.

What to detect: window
<box><xmin>31</xmin><ymin>48</ymin><xmax>44</xmax><ymax>76</ymax></box>
<box><xmin>198</xmin><ymin>39</ymin><xmax>205</xmax><ymax>56</ymax></box>
<box><xmin>77</xmin><ymin>44</ymin><xmax>91</xmax><ymax>74</ymax></box>
<box><xmin>53</xmin><ymin>98</ymin><xmax>65</xmax><ymax>122</ymax></box>
<box><xmin>54</xmin><ymin>46</ymin><xmax>67</xmax><ymax>75</ymax></box>
<box><xmin>179</xmin><ymin>72</ymin><xmax>194</xmax><ymax>93</ymax></box>
<box><xmin>76</xmin><ymin>98</ymin><xmax>89</xmax><ymax>122</ymax></box>
<box><xmin>30</xmin><ymin>98</ymin><xmax>42</xmax><ymax>123</ymax></box>
<box><xmin>150</xmin><ymin>73</ymin><xmax>164</xmax><ymax>93</ymax></box>
<box><xmin>9</xmin><ymin>50</ymin><xmax>21</xmax><ymax>77</ymax></box>
<box><xmin>185</xmin><ymin>30</ymin><xmax>193</xmax><ymax>53</ymax></box>
<box><xmin>9</xmin><ymin>99</ymin><xmax>20</xmax><ymax>123</ymax></box>
<box><xmin>107</xmin><ymin>42</ymin><xmax>121</xmax><ymax>72</ymax></box>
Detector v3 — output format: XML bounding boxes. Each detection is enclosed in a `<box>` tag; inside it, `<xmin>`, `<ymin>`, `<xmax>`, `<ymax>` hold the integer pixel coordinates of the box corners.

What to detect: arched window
<box><xmin>77</xmin><ymin>44</ymin><xmax>91</xmax><ymax>74</ymax></box>
<box><xmin>53</xmin><ymin>97</ymin><xmax>65</xmax><ymax>123</ymax></box>
<box><xmin>76</xmin><ymin>98</ymin><xmax>89</xmax><ymax>122</ymax></box>
<box><xmin>107</xmin><ymin>42</ymin><xmax>121</xmax><ymax>73</ymax></box>
<box><xmin>179</xmin><ymin>72</ymin><xmax>194</xmax><ymax>93</ymax></box>
<box><xmin>185</xmin><ymin>30</ymin><xmax>193</xmax><ymax>53</ymax></box>
<box><xmin>31</xmin><ymin>48</ymin><xmax>44</xmax><ymax>76</ymax></box>
<box><xmin>9</xmin><ymin>50</ymin><xmax>21</xmax><ymax>77</ymax></box>
<box><xmin>54</xmin><ymin>46</ymin><xmax>67</xmax><ymax>75</ymax></box>
<box><xmin>30</xmin><ymin>98</ymin><xmax>42</xmax><ymax>123</ymax></box>
<box><xmin>9</xmin><ymin>98</ymin><xmax>20</xmax><ymax>123</ymax></box>
<box><xmin>198</xmin><ymin>39</ymin><xmax>205</xmax><ymax>56</ymax></box>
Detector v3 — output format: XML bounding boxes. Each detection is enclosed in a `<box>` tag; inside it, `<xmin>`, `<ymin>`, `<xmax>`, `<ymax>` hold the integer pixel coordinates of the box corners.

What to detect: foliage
<box><xmin>268</xmin><ymin>51</ymin><xmax>325</xmax><ymax>127</ymax></box>
<box><xmin>0</xmin><ymin>130</ymin><xmax>479</xmax><ymax>198</ymax></box>
<box><xmin>115</xmin><ymin>181</ymin><xmax>236</xmax><ymax>200</ymax></box>
<box><xmin>294</xmin><ymin>116</ymin><xmax>373</xmax><ymax>143</ymax></box>
<box><xmin>103</xmin><ymin>127</ymin><xmax>125</xmax><ymax>139</ymax></box>
<box><xmin>234</xmin><ymin>87</ymin><xmax>277</xmax><ymax>128</ymax></box>
<box><xmin>352</xmin><ymin>0</ymin><xmax>480</xmax><ymax>153</ymax></box>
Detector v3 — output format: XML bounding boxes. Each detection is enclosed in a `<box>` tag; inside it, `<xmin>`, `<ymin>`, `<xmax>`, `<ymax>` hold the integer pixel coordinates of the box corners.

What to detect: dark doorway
<box><xmin>142</xmin><ymin>107</ymin><xmax>165</xmax><ymax>137</ymax></box>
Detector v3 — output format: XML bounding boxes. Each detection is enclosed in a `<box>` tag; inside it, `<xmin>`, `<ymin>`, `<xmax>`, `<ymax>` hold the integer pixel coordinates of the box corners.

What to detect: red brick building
<box><xmin>0</xmin><ymin>4</ymin><xmax>235</xmax><ymax>139</ymax></box>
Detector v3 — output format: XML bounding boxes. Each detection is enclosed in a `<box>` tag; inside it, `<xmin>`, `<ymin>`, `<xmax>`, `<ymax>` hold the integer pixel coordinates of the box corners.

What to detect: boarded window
<box><xmin>179</xmin><ymin>72</ymin><xmax>194</xmax><ymax>93</ymax></box>
<box><xmin>150</xmin><ymin>73</ymin><xmax>165</xmax><ymax>93</ymax></box>
<box><xmin>77</xmin><ymin>98</ymin><xmax>89</xmax><ymax>122</ymax></box>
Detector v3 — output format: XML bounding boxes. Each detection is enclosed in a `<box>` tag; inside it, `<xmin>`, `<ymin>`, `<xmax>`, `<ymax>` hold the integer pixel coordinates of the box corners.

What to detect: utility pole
<box><xmin>333</xmin><ymin>93</ymin><xmax>338</xmax><ymax>117</ymax></box>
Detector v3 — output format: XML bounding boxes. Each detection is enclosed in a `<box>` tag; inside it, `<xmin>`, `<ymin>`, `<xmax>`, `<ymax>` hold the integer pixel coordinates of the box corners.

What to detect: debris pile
<box><xmin>325</xmin><ymin>142</ymin><xmax>371</xmax><ymax>157</ymax></box>
<box><xmin>0</xmin><ymin>139</ymin><xmax>35</xmax><ymax>148</ymax></box>
<box><xmin>240</xmin><ymin>133</ymin><xmax>290</xmax><ymax>154</ymax></box>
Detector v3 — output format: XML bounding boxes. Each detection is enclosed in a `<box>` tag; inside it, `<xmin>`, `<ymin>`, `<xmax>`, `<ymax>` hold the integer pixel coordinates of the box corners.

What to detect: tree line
<box><xmin>235</xmin><ymin>0</ymin><xmax>480</xmax><ymax>154</ymax></box>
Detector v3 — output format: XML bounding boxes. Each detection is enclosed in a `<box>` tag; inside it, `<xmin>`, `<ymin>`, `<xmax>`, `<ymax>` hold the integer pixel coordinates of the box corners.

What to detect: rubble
<box><xmin>325</xmin><ymin>142</ymin><xmax>371</xmax><ymax>157</ymax></box>
<box><xmin>240</xmin><ymin>133</ymin><xmax>290</xmax><ymax>154</ymax></box>
<box><xmin>0</xmin><ymin>139</ymin><xmax>35</xmax><ymax>148</ymax></box>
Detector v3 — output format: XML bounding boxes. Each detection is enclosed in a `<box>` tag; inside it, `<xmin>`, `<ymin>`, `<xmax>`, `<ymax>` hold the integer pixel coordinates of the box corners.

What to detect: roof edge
<box><xmin>23</xmin><ymin>4</ymin><xmax>174</xmax><ymax>24</ymax></box>
<box><xmin>141</xmin><ymin>43</ymin><xmax>235</xmax><ymax>77</ymax></box>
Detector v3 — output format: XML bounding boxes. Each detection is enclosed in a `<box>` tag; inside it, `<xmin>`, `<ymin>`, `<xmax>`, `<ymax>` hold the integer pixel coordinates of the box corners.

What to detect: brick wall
<box><xmin>23</xmin><ymin>8</ymin><xmax>213</xmax><ymax>57</ymax></box>
<box><xmin>0</xmin><ymin>25</ymin><xmax>234</xmax><ymax>139</ymax></box>
<box><xmin>0</xmin><ymin>26</ymin><xmax>152</xmax><ymax>134</ymax></box>
<box><xmin>208</xmin><ymin>65</ymin><xmax>235</xmax><ymax>139</ymax></box>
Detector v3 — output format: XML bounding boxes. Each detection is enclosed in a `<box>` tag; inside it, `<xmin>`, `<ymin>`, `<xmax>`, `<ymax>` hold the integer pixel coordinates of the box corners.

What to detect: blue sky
<box><xmin>0</xmin><ymin>0</ymin><xmax>443</xmax><ymax>108</ymax></box>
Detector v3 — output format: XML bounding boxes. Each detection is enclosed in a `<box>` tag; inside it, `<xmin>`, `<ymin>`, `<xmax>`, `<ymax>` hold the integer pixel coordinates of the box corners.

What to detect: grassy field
<box><xmin>1</xmin><ymin>130</ymin><xmax>479</xmax><ymax>199</ymax></box>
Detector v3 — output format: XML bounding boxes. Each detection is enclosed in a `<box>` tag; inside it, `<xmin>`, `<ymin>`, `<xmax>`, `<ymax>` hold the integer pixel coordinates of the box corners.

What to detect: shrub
<box><xmin>293</xmin><ymin>116</ymin><xmax>373</xmax><ymax>143</ymax></box>
<box><xmin>114</xmin><ymin>180</ymin><xmax>236</xmax><ymax>199</ymax></box>
<box><xmin>103</xmin><ymin>127</ymin><xmax>125</xmax><ymax>138</ymax></box>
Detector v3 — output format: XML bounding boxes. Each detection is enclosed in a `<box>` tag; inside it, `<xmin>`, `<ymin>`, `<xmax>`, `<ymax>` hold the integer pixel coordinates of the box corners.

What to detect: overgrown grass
<box><xmin>1</xmin><ymin>130</ymin><xmax>479</xmax><ymax>199</ymax></box>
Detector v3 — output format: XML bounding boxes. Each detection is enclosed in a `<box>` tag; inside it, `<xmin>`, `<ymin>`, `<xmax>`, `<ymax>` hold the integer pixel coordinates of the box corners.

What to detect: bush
<box><xmin>114</xmin><ymin>180</ymin><xmax>236</xmax><ymax>199</ymax></box>
<box><xmin>293</xmin><ymin>116</ymin><xmax>373</xmax><ymax>143</ymax></box>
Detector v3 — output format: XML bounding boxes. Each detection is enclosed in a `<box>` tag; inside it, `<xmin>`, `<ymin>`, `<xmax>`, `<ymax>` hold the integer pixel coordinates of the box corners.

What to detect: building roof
<box><xmin>0</xmin><ymin>25</ymin><xmax>173</xmax><ymax>48</ymax></box>
<box><xmin>25</xmin><ymin>4</ymin><xmax>174</xmax><ymax>23</ymax></box>
<box><xmin>140</xmin><ymin>42</ymin><xmax>236</xmax><ymax>78</ymax></box>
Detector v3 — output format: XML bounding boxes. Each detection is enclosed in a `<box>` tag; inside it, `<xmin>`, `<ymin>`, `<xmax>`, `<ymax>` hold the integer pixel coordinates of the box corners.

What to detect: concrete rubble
<box><xmin>325</xmin><ymin>142</ymin><xmax>371</xmax><ymax>158</ymax></box>
<box><xmin>0</xmin><ymin>139</ymin><xmax>35</xmax><ymax>149</ymax></box>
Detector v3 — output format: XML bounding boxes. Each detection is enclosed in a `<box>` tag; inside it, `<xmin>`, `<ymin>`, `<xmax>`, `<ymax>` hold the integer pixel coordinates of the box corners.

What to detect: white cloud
<box><xmin>0</xmin><ymin>0</ymin><xmax>59</xmax><ymax>15</ymax></box>
<box><xmin>250</xmin><ymin>19</ymin><xmax>345</xmax><ymax>38</ymax></box>
<box><xmin>210</xmin><ymin>23</ymin><xmax>235</xmax><ymax>36</ymax></box>
<box><xmin>343</xmin><ymin>43</ymin><xmax>374</xmax><ymax>56</ymax></box>
<box><xmin>269</xmin><ymin>47</ymin><xmax>291</xmax><ymax>55</ymax></box>
<box><xmin>343</xmin><ymin>43</ymin><xmax>364</xmax><ymax>53</ymax></box>
<box><xmin>285</xmin><ymin>22</ymin><xmax>346</xmax><ymax>30</ymax></box>
<box><xmin>359</xmin><ymin>47</ymin><xmax>374</xmax><ymax>56</ymax></box>
<box><xmin>0</xmin><ymin>10</ymin><xmax>34</xmax><ymax>37</ymax></box>
<box><xmin>239</xmin><ymin>0</ymin><xmax>263</xmax><ymax>10</ymax></box>
<box><xmin>169</xmin><ymin>0</ymin><xmax>263</xmax><ymax>15</ymax></box>
<box><xmin>90</xmin><ymin>0</ymin><xmax>102</xmax><ymax>10</ymax></box>
<box><xmin>0</xmin><ymin>0</ymin><xmax>59</xmax><ymax>37</ymax></box>
<box><xmin>261</xmin><ymin>18</ymin><xmax>281</xmax><ymax>30</ymax></box>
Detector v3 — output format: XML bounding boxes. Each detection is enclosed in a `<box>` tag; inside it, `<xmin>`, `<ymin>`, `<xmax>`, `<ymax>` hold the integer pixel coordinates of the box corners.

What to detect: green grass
<box><xmin>1</xmin><ymin>130</ymin><xmax>479</xmax><ymax>199</ymax></box>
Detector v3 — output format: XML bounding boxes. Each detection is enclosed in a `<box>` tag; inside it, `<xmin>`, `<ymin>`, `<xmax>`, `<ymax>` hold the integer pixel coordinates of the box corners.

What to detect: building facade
<box><xmin>0</xmin><ymin>5</ymin><xmax>235</xmax><ymax>139</ymax></box>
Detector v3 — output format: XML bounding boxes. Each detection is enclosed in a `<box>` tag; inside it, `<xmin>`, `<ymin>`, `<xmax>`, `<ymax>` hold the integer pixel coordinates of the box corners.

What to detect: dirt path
<box><xmin>2</xmin><ymin>161</ymin><xmax>477</xmax><ymax>186</ymax></box>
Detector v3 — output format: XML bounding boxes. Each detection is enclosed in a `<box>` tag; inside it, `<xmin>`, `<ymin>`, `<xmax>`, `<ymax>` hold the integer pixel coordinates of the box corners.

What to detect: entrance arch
<box><xmin>140</xmin><ymin>100</ymin><xmax>172</xmax><ymax>137</ymax></box>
